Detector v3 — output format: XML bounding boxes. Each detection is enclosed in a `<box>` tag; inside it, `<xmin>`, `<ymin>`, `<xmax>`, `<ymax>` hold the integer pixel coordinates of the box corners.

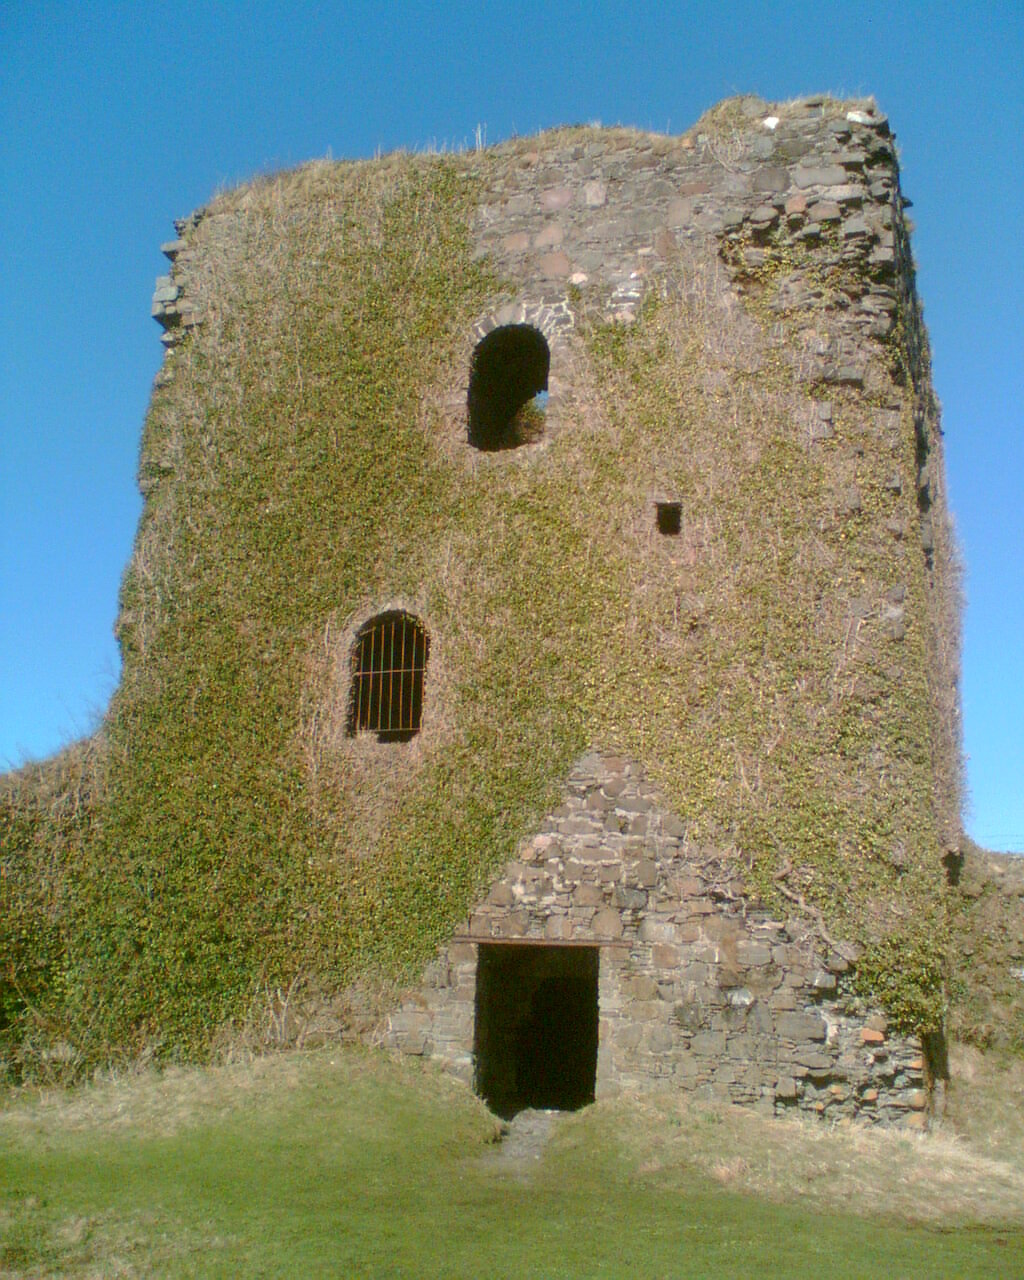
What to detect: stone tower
<box><xmin>5</xmin><ymin>96</ymin><xmax>958</xmax><ymax>1118</ymax></box>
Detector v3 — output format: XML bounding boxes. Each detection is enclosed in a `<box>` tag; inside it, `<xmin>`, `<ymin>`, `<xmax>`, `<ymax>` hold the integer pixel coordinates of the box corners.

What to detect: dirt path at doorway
<box><xmin>483</xmin><ymin>1108</ymin><xmax>562</xmax><ymax>1176</ymax></box>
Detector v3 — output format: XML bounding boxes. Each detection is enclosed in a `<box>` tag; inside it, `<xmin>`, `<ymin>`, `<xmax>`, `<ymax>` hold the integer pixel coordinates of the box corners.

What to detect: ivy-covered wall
<box><xmin>1</xmin><ymin>96</ymin><xmax>960</xmax><ymax>1079</ymax></box>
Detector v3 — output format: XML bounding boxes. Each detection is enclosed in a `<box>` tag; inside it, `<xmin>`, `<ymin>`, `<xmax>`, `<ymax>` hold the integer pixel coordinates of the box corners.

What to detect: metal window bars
<box><xmin>348</xmin><ymin>612</ymin><xmax>428</xmax><ymax>741</ymax></box>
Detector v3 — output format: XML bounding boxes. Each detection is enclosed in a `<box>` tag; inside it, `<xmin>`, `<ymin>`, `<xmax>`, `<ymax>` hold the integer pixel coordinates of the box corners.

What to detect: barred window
<box><xmin>348</xmin><ymin>612</ymin><xmax>428</xmax><ymax>742</ymax></box>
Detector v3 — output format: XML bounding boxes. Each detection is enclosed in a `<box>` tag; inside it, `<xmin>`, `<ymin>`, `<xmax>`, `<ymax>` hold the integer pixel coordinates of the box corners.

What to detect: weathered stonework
<box><xmin>385</xmin><ymin>752</ymin><xmax>930</xmax><ymax>1127</ymax></box>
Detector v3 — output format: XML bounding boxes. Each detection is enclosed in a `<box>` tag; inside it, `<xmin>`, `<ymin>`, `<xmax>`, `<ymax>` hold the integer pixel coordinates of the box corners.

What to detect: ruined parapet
<box><xmin>151</xmin><ymin>215</ymin><xmax>205</xmax><ymax>348</ymax></box>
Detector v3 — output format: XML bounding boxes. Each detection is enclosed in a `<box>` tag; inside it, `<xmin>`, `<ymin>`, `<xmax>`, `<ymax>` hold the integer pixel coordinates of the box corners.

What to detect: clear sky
<box><xmin>2</xmin><ymin>2</ymin><xmax>1021</xmax><ymax>851</ymax></box>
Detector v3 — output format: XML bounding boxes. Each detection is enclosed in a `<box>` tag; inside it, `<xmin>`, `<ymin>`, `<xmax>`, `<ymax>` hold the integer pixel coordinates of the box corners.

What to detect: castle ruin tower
<box><xmin>3</xmin><ymin>97</ymin><xmax>958</xmax><ymax>1123</ymax></box>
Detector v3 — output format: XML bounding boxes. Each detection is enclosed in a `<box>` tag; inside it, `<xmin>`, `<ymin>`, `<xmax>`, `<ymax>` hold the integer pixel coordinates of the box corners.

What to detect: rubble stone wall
<box><xmin>385</xmin><ymin>752</ymin><xmax>930</xmax><ymax>1127</ymax></box>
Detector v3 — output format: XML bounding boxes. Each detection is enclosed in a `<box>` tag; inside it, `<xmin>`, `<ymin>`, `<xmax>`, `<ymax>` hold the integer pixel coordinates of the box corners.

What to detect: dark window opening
<box><xmin>468</xmin><ymin>324</ymin><xmax>550</xmax><ymax>451</ymax></box>
<box><xmin>474</xmin><ymin>943</ymin><xmax>598</xmax><ymax>1120</ymax></box>
<box><xmin>347</xmin><ymin>611</ymin><xmax>428</xmax><ymax>742</ymax></box>
<box><xmin>655</xmin><ymin>500</ymin><xmax>682</xmax><ymax>536</ymax></box>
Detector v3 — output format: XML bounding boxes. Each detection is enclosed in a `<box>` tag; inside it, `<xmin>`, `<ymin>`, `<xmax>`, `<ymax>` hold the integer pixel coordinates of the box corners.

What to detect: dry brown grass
<box><xmin>4</xmin><ymin>1042</ymin><xmax>1020</xmax><ymax>1230</ymax></box>
<box><xmin>583</xmin><ymin>1046</ymin><xmax>1024</xmax><ymax>1226</ymax></box>
<box><xmin>0</xmin><ymin>1045</ymin><xmax>393</xmax><ymax>1144</ymax></box>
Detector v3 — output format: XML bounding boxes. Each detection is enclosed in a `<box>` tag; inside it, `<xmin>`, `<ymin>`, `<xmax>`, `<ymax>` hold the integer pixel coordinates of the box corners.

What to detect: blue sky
<box><xmin>2</xmin><ymin>2</ymin><xmax>1021</xmax><ymax>851</ymax></box>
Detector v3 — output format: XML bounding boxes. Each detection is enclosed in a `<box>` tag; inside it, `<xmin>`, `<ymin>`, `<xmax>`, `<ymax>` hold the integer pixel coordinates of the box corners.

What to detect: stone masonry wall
<box><xmin>155</xmin><ymin>95</ymin><xmax>920</xmax><ymax>383</ymax></box>
<box><xmin>385</xmin><ymin>752</ymin><xmax>930</xmax><ymax>1127</ymax></box>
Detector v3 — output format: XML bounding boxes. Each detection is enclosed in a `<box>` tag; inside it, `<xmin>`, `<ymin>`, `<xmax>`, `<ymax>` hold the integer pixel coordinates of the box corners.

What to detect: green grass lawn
<box><xmin>2</xmin><ymin>1047</ymin><xmax>1022</xmax><ymax>1278</ymax></box>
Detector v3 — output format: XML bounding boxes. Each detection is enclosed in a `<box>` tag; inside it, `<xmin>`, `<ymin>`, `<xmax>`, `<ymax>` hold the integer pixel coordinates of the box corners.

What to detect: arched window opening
<box><xmin>468</xmin><ymin>324</ymin><xmax>550</xmax><ymax>451</ymax></box>
<box><xmin>347</xmin><ymin>612</ymin><xmax>428</xmax><ymax>743</ymax></box>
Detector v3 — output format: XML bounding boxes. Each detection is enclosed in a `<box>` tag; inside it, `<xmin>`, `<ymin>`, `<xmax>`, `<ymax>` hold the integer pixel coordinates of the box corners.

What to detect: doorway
<box><xmin>474</xmin><ymin>943</ymin><xmax>599</xmax><ymax>1120</ymax></box>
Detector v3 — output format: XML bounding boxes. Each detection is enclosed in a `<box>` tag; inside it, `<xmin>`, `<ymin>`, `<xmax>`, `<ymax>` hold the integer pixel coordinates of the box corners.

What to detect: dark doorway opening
<box><xmin>474</xmin><ymin>943</ymin><xmax>599</xmax><ymax>1120</ymax></box>
<box><xmin>655</xmin><ymin>500</ymin><xmax>682</xmax><ymax>536</ymax></box>
<box><xmin>467</xmin><ymin>324</ymin><xmax>550</xmax><ymax>451</ymax></box>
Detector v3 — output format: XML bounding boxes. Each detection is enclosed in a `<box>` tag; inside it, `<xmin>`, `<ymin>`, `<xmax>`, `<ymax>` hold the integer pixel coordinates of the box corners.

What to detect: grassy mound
<box><xmin>1</xmin><ymin>1046</ymin><xmax>1021</xmax><ymax>1277</ymax></box>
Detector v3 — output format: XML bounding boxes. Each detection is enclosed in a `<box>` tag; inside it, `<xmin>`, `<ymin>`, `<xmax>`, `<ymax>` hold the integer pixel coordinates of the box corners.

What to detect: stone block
<box><xmin>775</xmin><ymin>1076</ymin><xmax>798</xmax><ymax>1099</ymax></box>
<box><xmin>691</xmin><ymin>1031</ymin><xmax>726</xmax><ymax>1056</ymax></box>
<box><xmin>777</xmin><ymin>1012</ymin><xmax>827</xmax><ymax>1042</ymax></box>
<box><xmin>674</xmin><ymin>876</ymin><xmax>704</xmax><ymax>897</ymax></box>
<box><xmin>629</xmin><ymin>976</ymin><xmax>659</xmax><ymax>1000</ymax></box>
<box><xmin>791</xmin><ymin>1048</ymin><xmax>833</xmax><ymax>1070</ymax></box>
<box><xmin>540</xmin><ymin>186</ymin><xmax>573</xmax><ymax>210</ymax></box>
<box><xmin>647</xmin><ymin>1025</ymin><xmax>674</xmax><ymax>1053</ymax></box>
<box><xmin>496</xmin><ymin>912</ymin><xmax>529</xmax><ymax>938</ymax></box>
<box><xmin>752</xmin><ymin>167</ymin><xmax>790</xmax><ymax>192</ymax></box>
<box><xmin>639</xmin><ymin>917</ymin><xmax>677</xmax><ymax>943</ymax></box>
<box><xmin>748</xmin><ymin>1001</ymin><xmax>774</xmax><ymax>1034</ymax></box>
<box><xmin>736</xmin><ymin>941</ymin><xmax>772</xmax><ymax>966</ymax></box>
<box><xmin>822</xmin><ymin>185</ymin><xmax>867</xmax><ymax>205</ymax></box>
<box><xmin>616</xmin><ymin>1023</ymin><xmax>642</xmax><ymax>1050</ymax></box>
<box><xmin>560</xmin><ymin>817</ymin><xmax>598</xmax><ymax>836</ymax></box>
<box><xmin>841</xmin><ymin>216</ymin><xmax>872</xmax><ymax>238</ymax></box>
<box><xmin>617</xmin><ymin>796</ymin><xmax>653</xmax><ymax>814</ymax></box>
<box><xmin>574</xmin><ymin>883</ymin><xmax>605</xmax><ymax>907</ymax></box>
<box><xmin>539</xmin><ymin>251</ymin><xmax>571</xmax><ymax>278</ymax></box>
<box><xmin>533</xmin><ymin>224</ymin><xmax>564</xmax><ymax>248</ymax></box>
<box><xmin>652</xmin><ymin>944</ymin><xmax>680</xmax><ymax>968</ymax></box>
<box><xmin>633</xmin><ymin>859</ymin><xmax>659</xmax><ymax>887</ymax></box>
<box><xmin>584</xmin><ymin>180</ymin><xmax>607</xmax><ymax>207</ymax></box>
<box><xmin>593</xmin><ymin>909</ymin><xmax>624</xmax><ymax>939</ymax></box>
<box><xmin>794</xmin><ymin>165</ymin><xmax>847</xmax><ymax>187</ymax></box>
<box><xmin>718</xmin><ymin>967</ymin><xmax>743</xmax><ymax>991</ymax></box>
<box><xmin>670</xmin><ymin>998</ymin><xmax>706</xmax><ymax>1029</ymax></box>
<box><xmin>610</xmin><ymin>883</ymin><xmax>644</xmax><ymax>909</ymax></box>
<box><xmin>860</xmin><ymin>1027</ymin><xmax>886</xmax><ymax>1044</ymax></box>
<box><xmin>632</xmin><ymin>1000</ymin><xmax>662</xmax><ymax>1022</ymax></box>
